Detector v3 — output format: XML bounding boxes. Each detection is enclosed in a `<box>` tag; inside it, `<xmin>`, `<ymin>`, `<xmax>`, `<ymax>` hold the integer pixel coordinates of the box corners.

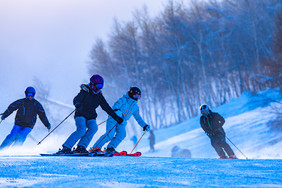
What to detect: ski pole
<box><xmin>37</xmin><ymin>109</ymin><xmax>75</xmax><ymax>145</ymax></box>
<box><xmin>94</xmin><ymin>112</ymin><xmax>126</xmax><ymax>148</ymax></box>
<box><xmin>0</xmin><ymin>113</ymin><xmax>3</xmax><ymax>116</ymax></box>
<box><xmin>0</xmin><ymin>120</ymin><xmax>2</xmax><ymax>125</ymax></box>
<box><xmin>130</xmin><ymin>131</ymin><xmax>146</xmax><ymax>154</ymax></box>
<box><xmin>98</xmin><ymin>120</ymin><xmax>106</xmax><ymax>126</ymax></box>
<box><xmin>93</xmin><ymin>122</ymin><xmax>118</xmax><ymax>148</ymax></box>
<box><xmin>225</xmin><ymin>135</ymin><xmax>248</xmax><ymax>159</ymax></box>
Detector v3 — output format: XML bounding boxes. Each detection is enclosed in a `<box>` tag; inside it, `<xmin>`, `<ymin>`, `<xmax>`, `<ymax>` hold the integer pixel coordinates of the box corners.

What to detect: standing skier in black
<box><xmin>200</xmin><ymin>104</ymin><xmax>237</xmax><ymax>159</ymax></box>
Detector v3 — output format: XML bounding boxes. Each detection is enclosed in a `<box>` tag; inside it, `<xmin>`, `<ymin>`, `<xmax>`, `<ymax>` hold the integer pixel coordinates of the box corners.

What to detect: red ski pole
<box><xmin>98</xmin><ymin>120</ymin><xmax>106</xmax><ymax>126</ymax></box>
<box><xmin>130</xmin><ymin>131</ymin><xmax>147</xmax><ymax>154</ymax></box>
<box><xmin>94</xmin><ymin>112</ymin><xmax>126</xmax><ymax>148</ymax></box>
<box><xmin>93</xmin><ymin>122</ymin><xmax>118</xmax><ymax>148</ymax></box>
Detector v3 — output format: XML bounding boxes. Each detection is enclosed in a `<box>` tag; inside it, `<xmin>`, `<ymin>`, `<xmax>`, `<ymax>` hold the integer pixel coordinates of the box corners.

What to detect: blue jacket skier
<box><xmin>56</xmin><ymin>74</ymin><xmax>123</xmax><ymax>154</ymax></box>
<box><xmin>200</xmin><ymin>104</ymin><xmax>236</xmax><ymax>159</ymax></box>
<box><xmin>90</xmin><ymin>87</ymin><xmax>150</xmax><ymax>154</ymax></box>
<box><xmin>0</xmin><ymin>87</ymin><xmax>51</xmax><ymax>150</ymax></box>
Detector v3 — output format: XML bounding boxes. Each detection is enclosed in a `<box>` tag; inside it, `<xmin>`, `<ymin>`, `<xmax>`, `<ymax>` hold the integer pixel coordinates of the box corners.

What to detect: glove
<box><xmin>116</xmin><ymin>117</ymin><xmax>123</xmax><ymax>124</ymax></box>
<box><xmin>47</xmin><ymin>124</ymin><xmax>51</xmax><ymax>132</ymax></box>
<box><xmin>1</xmin><ymin>115</ymin><xmax>5</xmax><ymax>120</ymax></box>
<box><xmin>143</xmin><ymin>125</ymin><xmax>150</xmax><ymax>132</ymax></box>
<box><xmin>74</xmin><ymin>103</ymin><xmax>83</xmax><ymax>111</ymax></box>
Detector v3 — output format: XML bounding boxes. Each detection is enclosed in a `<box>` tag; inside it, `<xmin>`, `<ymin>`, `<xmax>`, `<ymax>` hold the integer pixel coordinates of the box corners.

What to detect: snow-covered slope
<box><xmin>136</xmin><ymin>88</ymin><xmax>282</xmax><ymax>159</ymax></box>
<box><xmin>0</xmin><ymin>156</ymin><xmax>281</xmax><ymax>187</ymax></box>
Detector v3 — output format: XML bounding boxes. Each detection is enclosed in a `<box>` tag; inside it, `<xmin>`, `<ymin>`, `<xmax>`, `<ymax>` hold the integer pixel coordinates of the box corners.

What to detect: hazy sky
<box><xmin>0</xmin><ymin>0</ymin><xmax>167</xmax><ymax>105</ymax></box>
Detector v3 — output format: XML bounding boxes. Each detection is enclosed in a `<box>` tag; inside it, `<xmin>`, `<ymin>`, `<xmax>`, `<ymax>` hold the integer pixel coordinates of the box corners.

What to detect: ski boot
<box><xmin>104</xmin><ymin>147</ymin><xmax>117</xmax><ymax>157</ymax></box>
<box><xmin>89</xmin><ymin>147</ymin><xmax>102</xmax><ymax>153</ymax></box>
<box><xmin>228</xmin><ymin>155</ymin><xmax>238</xmax><ymax>159</ymax></box>
<box><xmin>73</xmin><ymin>145</ymin><xmax>89</xmax><ymax>154</ymax></box>
<box><xmin>219</xmin><ymin>155</ymin><xmax>228</xmax><ymax>159</ymax></box>
<box><xmin>56</xmin><ymin>146</ymin><xmax>72</xmax><ymax>155</ymax></box>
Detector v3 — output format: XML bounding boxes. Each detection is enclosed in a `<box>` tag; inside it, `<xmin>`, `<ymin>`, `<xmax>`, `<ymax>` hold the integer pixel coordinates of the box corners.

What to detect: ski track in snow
<box><xmin>0</xmin><ymin>156</ymin><xmax>281</xmax><ymax>187</ymax></box>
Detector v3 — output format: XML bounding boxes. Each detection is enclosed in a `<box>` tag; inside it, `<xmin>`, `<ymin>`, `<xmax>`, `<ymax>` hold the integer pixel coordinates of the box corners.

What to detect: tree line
<box><xmin>88</xmin><ymin>0</ymin><xmax>282</xmax><ymax>130</ymax></box>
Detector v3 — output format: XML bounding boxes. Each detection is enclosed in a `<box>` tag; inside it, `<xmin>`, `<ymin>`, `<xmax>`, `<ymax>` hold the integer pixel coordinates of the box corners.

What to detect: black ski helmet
<box><xmin>25</xmin><ymin>87</ymin><xmax>36</xmax><ymax>99</ymax></box>
<box><xmin>90</xmin><ymin>74</ymin><xmax>104</xmax><ymax>93</ymax></box>
<box><xmin>128</xmin><ymin>87</ymin><xmax>141</xmax><ymax>100</ymax></box>
<box><xmin>200</xmin><ymin>104</ymin><xmax>210</xmax><ymax>115</ymax></box>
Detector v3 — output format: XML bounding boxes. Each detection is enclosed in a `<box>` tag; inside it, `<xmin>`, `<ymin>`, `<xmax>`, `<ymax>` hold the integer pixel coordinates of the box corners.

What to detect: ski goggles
<box><xmin>90</xmin><ymin>82</ymin><xmax>103</xmax><ymax>90</ymax></box>
<box><xmin>26</xmin><ymin>92</ymin><xmax>35</xmax><ymax>98</ymax></box>
<box><xmin>133</xmin><ymin>94</ymin><xmax>141</xmax><ymax>99</ymax></box>
<box><xmin>201</xmin><ymin>110</ymin><xmax>209</xmax><ymax>114</ymax></box>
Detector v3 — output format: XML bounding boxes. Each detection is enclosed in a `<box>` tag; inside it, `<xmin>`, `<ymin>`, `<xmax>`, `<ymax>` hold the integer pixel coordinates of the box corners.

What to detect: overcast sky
<box><xmin>0</xmin><ymin>0</ymin><xmax>167</xmax><ymax>105</ymax></box>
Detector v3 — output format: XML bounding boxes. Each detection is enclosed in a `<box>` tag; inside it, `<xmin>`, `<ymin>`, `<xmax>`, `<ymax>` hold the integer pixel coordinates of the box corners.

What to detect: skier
<box><xmin>56</xmin><ymin>74</ymin><xmax>123</xmax><ymax>154</ymax></box>
<box><xmin>89</xmin><ymin>87</ymin><xmax>150</xmax><ymax>154</ymax></box>
<box><xmin>200</xmin><ymin>104</ymin><xmax>237</xmax><ymax>159</ymax></box>
<box><xmin>0</xmin><ymin>87</ymin><xmax>51</xmax><ymax>150</ymax></box>
<box><xmin>148</xmin><ymin>130</ymin><xmax>155</xmax><ymax>152</ymax></box>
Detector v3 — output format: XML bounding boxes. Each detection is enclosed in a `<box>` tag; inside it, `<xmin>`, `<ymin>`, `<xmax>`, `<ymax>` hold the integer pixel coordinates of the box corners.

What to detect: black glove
<box><xmin>143</xmin><ymin>125</ymin><xmax>150</xmax><ymax>132</ymax></box>
<box><xmin>116</xmin><ymin>117</ymin><xmax>123</xmax><ymax>124</ymax></box>
<box><xmin>74</xmin><ymin>103</ymin><xmax>83</xmax><ymax>111</ymax></box>
<box><xmin>1</xmin><ymin>115</ymin><xmax>5</xmax><ymax>120</ymax></box>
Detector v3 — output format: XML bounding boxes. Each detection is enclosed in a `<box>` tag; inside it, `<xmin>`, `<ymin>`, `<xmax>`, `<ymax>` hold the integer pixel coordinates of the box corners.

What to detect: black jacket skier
<box><xmin>0</xmin><ymin>87</ymin><xmax>50</xmax><ymax>150</ymax></box>
<box><xmin>57</xmin><ymin>75</ymin><xmax>123</xmax><ymax>155</ymax></box>
<box><xmin>1</xmin><ymin>98</ymin><xmax>51</xmax><ymax>129</ymax></box>
<box><xmin>200</xmin><ymin>111</ymin><xmax>225</xmax><ymax>137</ymax></box>
<box><xmin>200</xmin><ymin>105</ymin><xmax>236</xmax><ymax>159</ymax></box>
<box><xmin>73</xmin><ymin>84</ymin><xmax>122</xmax><ymax>121</ymax></box>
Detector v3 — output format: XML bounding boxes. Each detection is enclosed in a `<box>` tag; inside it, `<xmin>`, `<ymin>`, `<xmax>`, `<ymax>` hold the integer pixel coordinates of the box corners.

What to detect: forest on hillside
<box><xmin>88</xmin><ymin>0</ymin><xmax>282</xmax><ymax>129</ymax></box>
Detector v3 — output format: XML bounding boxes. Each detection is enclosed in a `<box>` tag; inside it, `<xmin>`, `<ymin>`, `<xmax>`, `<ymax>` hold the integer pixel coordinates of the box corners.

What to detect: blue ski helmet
<box><xmin>25</xmin><ymin>87</ymin><xmax>36</xmax><ymax>99</ymax></box>
<box><xmin>90</xmin><ymin>74</ymin><xmax>104</xmax><ymax>93</ymax></box>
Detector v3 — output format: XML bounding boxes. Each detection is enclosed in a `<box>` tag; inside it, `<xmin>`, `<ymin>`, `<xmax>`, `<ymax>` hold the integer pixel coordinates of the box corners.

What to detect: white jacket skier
<box><xmin>91</xmin><ymin>87</ymin><xmax>150</xmax><ymax>153</ymax></box>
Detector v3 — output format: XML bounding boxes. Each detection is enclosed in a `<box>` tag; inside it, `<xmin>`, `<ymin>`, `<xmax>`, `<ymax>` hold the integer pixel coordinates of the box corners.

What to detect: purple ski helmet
<box><xmin>90</xmin><ymin>74</ymin><xmax>104</xmax><ymax>93</ymax></box>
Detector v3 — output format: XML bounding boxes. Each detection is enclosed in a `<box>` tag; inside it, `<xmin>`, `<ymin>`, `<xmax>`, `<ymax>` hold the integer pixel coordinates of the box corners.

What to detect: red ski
<box><xmin>113</xmin><ymin>151</ymin><xmax>142</xmax><ymax>157</ymax></box>
<box><xmin>114</xmin><ymin>151</ymin><xmax>127</xmax><ymax>156</ymax></box>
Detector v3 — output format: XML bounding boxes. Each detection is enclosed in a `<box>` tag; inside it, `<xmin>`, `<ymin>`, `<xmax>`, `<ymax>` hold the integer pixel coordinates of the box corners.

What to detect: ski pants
<box><xmin>63</xmin><ymin>116</ymin><xmax>98</xmax><ymax>149</ymax></box>
<box><xmin>0</xmin><ymin>125</ymin><xmax>32</xmax><ymax>150</ymax></box>
<box><xmin>210</xmin><ymin>133</ymin><xmax>234</xmax><ymax>158</ymax></box>
<box><xmin>93</xmin><ymin>117</ymin><xmax>126</xmax><ymax>149</ymax></box>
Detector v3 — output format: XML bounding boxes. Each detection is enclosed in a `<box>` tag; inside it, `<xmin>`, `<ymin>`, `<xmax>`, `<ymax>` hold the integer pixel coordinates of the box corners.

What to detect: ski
<box><xmin>125</xmin><ymin>152</ymin><xmax>141</xmax><ymax>157</ymax></box>
<box><xmin>40</xmin><ymin>152</ymin><xmax>113</xmax><ymax>157</ymax></box>
<box><xmin>113</xmin><ymin>151</ymin><xmax>142</xmax><ymax>157</ymax></box>
<box><xmin>114</xmin><ymin>151</ymin><xmax>128</xmax><ymax>156</ymax></box>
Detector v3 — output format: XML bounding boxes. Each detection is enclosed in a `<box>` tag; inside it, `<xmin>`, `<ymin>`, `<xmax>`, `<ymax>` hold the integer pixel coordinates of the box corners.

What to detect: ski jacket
<box><xmin>112</xmin><ymin>93</ymin><xmax>147</xmax><ymax>128</ymax></box>
<box><xmin>200</xmin><ymin>111</ymin><xmax>225</xmax><ymax>136</ymax></box>
<box><xmin>2</xmin><ymin>98</ymin><xmax>50</xmax><ymax>129</ymax></box>
<box><xmin>73</xmin><ymin>84</ymin><xmax>120</xmax><ymax>121</ymax></box>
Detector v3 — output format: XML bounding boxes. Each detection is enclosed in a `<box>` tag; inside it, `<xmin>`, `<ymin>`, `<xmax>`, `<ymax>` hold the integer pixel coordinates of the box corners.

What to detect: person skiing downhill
<box><xmin>200</xmin><ymin>104</ymin><xmax>237</xmax><ymax>159</ymax></box>
<box><xmin>0</xmin><ymin>87</ymin><xmax>51</xmax><ymax>150</ymax></box>
<box><xmin>56</xmin><ymin>74</ymin><xmax>123</xmax><ymax>154</ymax></box>
<box><xmin>89</xmin><ymin>87</ymin><xmax>150</xmax><ymax>154</ymax></box>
